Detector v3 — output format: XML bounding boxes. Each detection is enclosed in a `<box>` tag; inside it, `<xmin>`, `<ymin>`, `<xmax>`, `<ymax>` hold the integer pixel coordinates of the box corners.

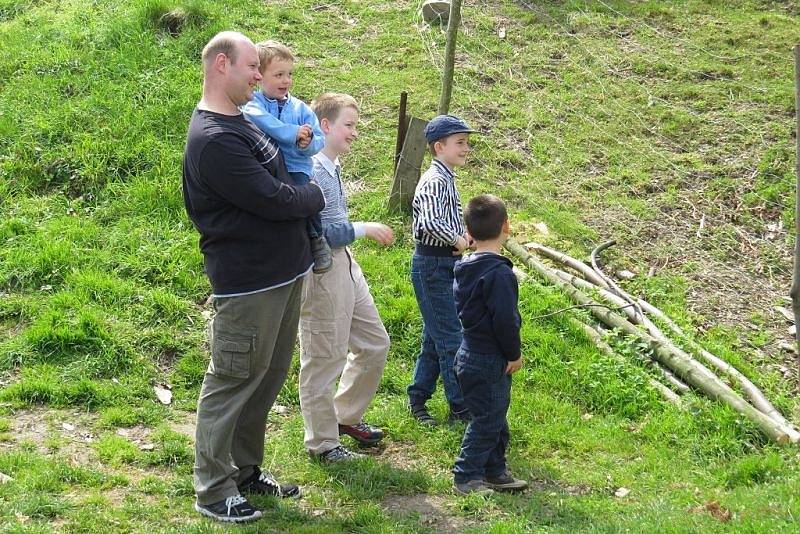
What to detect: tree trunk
<box><xmin>438</xmin><ymin>0</ymin><xmax>463</xmax><ymax>115</ymax></box>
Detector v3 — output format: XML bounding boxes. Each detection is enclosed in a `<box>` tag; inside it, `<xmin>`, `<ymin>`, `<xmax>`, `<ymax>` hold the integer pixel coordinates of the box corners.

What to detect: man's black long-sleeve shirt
<box><xmin>182</xmin><ymin>109</ymin><xmax>325</xmax><ymax>295</ymax></box>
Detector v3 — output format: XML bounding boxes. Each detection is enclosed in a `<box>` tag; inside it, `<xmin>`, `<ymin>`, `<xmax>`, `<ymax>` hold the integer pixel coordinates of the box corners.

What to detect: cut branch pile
<box><xmin>504</xmin><ymin>237</ymin><xmax>800</xmax><ymax>445</ymax></box>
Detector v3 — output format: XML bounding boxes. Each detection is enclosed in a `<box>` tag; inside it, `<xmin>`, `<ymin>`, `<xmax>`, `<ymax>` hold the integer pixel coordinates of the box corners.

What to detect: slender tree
<box><xmin>790</xmin><ymin>44</ymin><xmax>800</xmax><ymax>381</ymax></box>
<box><xmin>438</xmin><ymin>0</ymin><xmax>463</xmax><ymax>115</ymax></box>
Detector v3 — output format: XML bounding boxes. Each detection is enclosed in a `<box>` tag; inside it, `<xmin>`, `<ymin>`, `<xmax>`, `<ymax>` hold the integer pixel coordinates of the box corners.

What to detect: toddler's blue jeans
<box><xmin>452</xmin><ymin>348</ymin><xmax>511</xmax><ymax>483</ymax></box>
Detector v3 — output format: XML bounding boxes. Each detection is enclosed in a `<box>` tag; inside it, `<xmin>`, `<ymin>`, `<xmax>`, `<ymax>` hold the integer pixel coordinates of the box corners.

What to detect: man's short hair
<box><xmin>464</xmin><ymin>194</ymin><xmax>508</xmax><ymax>241</ymax></box>
<box><xmin>255</xmin><ymin>40</ymin><xmax>295</xmax><ymax>70</ymax></box>
<box><xmin>202</xmin><ymin>31</ymin><xmax>247</xmax><ymax>67</ymax></box>
<box><xmin>311</xmin><ymin>93</ymin><xmax>359</xmax><ymax>122</ymax></box>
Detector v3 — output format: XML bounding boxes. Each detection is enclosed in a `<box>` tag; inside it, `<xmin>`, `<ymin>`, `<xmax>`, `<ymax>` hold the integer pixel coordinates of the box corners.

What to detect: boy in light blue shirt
<box><xmin>243</xmin><ymin>40</ymin><xmax>332</xmax><ymax>272</ymax></box>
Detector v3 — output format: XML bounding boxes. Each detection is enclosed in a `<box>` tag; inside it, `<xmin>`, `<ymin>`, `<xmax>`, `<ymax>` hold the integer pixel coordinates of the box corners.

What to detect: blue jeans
<box><xmin>452</xmin><ymin>348</ymin><xmax>511</xmax><ymax>483</ymax></box>
<box><xmin>289</xmin><ymin>171</ymin><xmax>322</xmax><ymax>238</ymax></box>
<box><xmin>407</xmin><ymin>254</ymin><xmax>465</xmax><ymax>410</ymax></box>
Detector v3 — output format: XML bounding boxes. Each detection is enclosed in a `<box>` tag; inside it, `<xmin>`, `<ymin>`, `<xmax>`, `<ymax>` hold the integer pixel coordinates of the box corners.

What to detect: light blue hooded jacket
<box><xmin>242</xmin><ymin>92</ymin><xmax>325</xmax><ymax>178</ymax></box>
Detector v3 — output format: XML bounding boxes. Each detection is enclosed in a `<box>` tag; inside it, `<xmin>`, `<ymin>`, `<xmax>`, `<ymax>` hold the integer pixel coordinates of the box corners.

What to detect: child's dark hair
<box><xmin>464</xmin><ymin>194</ymin><xmax>507</xmax><ymax>241</ymax></box>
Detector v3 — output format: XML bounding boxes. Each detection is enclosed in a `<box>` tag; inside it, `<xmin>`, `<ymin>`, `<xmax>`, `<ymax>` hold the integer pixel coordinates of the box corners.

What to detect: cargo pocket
<box><xmin>299</xmin><ymin>319</ymin><xmax>336</xmax><ymax>358</ymax></box>
<box><xmin>210</xmin><ymin>334</ymin><xmax>254</xmax><ymax>379</ymax></box>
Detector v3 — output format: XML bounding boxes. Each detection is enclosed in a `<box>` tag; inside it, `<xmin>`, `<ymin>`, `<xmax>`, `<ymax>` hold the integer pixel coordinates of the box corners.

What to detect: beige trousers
<box><xmin>298</xmin><ymin>247</ymin><xmax>390</xmax><ymax>454</ymax></box>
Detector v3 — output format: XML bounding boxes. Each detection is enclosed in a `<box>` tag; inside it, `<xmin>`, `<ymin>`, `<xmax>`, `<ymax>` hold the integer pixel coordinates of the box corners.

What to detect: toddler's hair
<box><xmin>255</xmin><ymin>40</ymin><xmax>295</xmax><ymax>70</ymax></box>
<box><xmin>464</xmin><ymin>194</ymin><xmax>508</xmax><ymax>241</ymax></box>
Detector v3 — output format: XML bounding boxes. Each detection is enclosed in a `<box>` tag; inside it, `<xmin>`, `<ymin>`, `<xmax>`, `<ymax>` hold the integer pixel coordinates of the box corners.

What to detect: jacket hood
<box><xmin>454</xmin><ymin>252</ymin><xmax>513</xmax><ymax>298</ymax></box>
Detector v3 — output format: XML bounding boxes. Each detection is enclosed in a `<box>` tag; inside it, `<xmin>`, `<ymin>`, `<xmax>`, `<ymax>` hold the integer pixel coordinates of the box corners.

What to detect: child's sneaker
<box><xmin>311</xmin><ymin>236</ymin><xmax>332</xmax><ymax>273</ymax></box>
<box><xmin>339</xmin><ymin>421</ymin><xmax>384</xmax><ymax>446</ymax></box>
<box><xmin>194</xmin><ymin>494</ymin><xmax>262</xmax><ymax>523</ymax></box>
<box><xmin>238</xmin><ymin>466</ymin><xmax>301</xmax><ymax>499</ymax></box>
<box><xmin>454</xmin><ymin>479</ymin><xmax>494</xmax><ymax>496</ymax></box>
<box><xmin>409</xmin><ymin>401</ymin><xmax>437</xmax><ymax>426</ymax></box>
<box><xmin>484</xmin><ymin>471</ymin><xmax>528</xmax><ymax>492</ymax></box>
<box><xmin>313</xmin><ymin>445</ymin><xmax>364</xmax><ymax>463</ymax></box>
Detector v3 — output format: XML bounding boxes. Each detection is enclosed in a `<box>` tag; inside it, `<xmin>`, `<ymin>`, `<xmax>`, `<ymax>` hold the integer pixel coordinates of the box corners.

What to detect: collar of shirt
<box><xmin>314</xmin><ymin>152</ymin><xmax>341</xmax><ymax>178</ymax></box>
<box><xmin>258</xmin><ymin>91</ymin><xmax>292</xmax><ymax>104</ymax></box>
<box><xmin>432</xmin><ymin>158</ymin><xmax>455</xmax><ymax>180</ymax></box>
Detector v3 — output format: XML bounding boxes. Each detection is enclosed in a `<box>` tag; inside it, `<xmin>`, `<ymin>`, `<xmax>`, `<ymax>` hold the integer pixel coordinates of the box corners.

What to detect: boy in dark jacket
<box><xmin>452</xmin><ymin>194</ymin><xmax>528</xmax><ymax>495</ymax></box>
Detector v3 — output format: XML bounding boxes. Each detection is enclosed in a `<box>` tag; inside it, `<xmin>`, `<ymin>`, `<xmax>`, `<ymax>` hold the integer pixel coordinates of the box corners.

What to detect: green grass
<box><xmin>2</xmin><ymin>0</ymin><xmax>800</xmax><ymax>531</ymax></box>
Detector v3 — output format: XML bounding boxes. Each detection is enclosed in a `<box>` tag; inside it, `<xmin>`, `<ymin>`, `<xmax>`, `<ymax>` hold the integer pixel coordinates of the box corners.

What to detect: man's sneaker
<box><xmin>314</xmin><ymin>445</ymin><xmax>364</xmax><ymax>463</ymax></box>
<box><xmin>409</xmin><ymin>402</ymin><xmax>437</xmax><ymax>426</ymax></box>
<box><xmin>485</xmin><ymin>471</ymin><xmax>528</xmax><ymax>492</ymax></box>
<box><xmin>454</xmin><ymin>479</ymin><xmax>494</xmax><ymax>496</ymax></box>
<box><xmin>238</xmin><ymin>466</ymin><xmax>301</xmax><ymax>499</ymax></box>
<box><xmin>447</xmin><ymin>408</ymin><xmax>471</xmax><ymax>425</ymax></box>
<box><xmin>339</xmin><ymin>421</ymin><xmax>384</xmax><ymax>446</ymax></box>
<box><xmin>311</xmin><ymin>236</ymin><xmax>332</xmax><ymax>273</ymax></box>
<box><xmin>194</xmin><ymin>494</ymin><xmax>262</xmax><ymax>523</ymax></box>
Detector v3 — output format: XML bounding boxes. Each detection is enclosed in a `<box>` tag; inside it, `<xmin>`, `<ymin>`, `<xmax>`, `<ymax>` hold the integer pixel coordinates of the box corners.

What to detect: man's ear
<box><xmin>319</xmin><ymin>117</ymin><xmax>330</xmax><ymax>134</ymax></box>
<box><xmin>213</xmin><ymin>52</ymin><xmax>228</xmax><ymax>74</ymax></box>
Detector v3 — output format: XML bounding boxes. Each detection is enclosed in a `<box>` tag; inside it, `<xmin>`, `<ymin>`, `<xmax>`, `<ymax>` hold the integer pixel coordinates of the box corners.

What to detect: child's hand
<box><xmin>297</xmin><ymin>125</ymin><xmax>312</xmax><ymax>148</ymax></box>
<box><xmin>453</xmin><ymin>235</ymin><xmax>468</xmax><ymax>255</ymax></box>
<box><xmin>364</xmin><ymin>222</ymin><xmax>394</xmax><ymax>246</ymax></box>
<box><xmin>505</xmin><ymin>357</ymin><xmax>523</xmax><ymax>374</ymax></box>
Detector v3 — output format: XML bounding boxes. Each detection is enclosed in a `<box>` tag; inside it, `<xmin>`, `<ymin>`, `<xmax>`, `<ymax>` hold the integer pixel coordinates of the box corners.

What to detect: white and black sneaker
<box><xmin>238</xmin><ymin>466</ymin><xmax>301</xmax><ymax>499</ymax></box>
<box><xmin>314</xmin><ymin>445</ymin><xmax>364</xmax><ymax>463</ymax></box>
<box><xmin>194</xmin><ymin>494</ymin><xmax>262</xmax><ymax>523</ymax></box>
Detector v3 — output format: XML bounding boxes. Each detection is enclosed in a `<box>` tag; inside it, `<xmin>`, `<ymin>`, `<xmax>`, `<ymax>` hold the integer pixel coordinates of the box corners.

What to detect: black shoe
<box><xmin>311</xmin><ymin>236</ymin><xmax>332</xmax><ymax>273</ymax></box>
<box><xmin>453</xmin><ymin>479</ymin><xmax>494</xmax><ymax>496</ymax></box>
<box><xmin>447</xmin><ymin>408</ymin><xmax>471</xmax><ymax>425</ymax></box>
<box><xmin>238</xmin><ymin>467</ymin><xmax>301</xmax><ymax>499</ymax></box>
<box><xmin>409</xmin><ymin>401</ymin><xmax>437</xmax><ymax>426</ymax></box>
<box><xmin>313</xmin><ymin>445</ymin><xmax>364</xmax><ymax>463</ymax></box>
<box><xmin>194</xmin><ymin>494</ymin><xmax>262</xmax><ymax>523</ymax></box>
<box><xmin>485</xmin><ymin>471</ymin><xmax>528</xmax><ymax>492</ymax></box>
<box><xmin>339</xmin><ymin>421</ymin><xmax>384</xmax><ymax>446</ymax></box>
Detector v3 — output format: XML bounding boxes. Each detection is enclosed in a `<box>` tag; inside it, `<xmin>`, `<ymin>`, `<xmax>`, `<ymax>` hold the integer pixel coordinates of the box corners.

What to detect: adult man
<box><xmin>182</xmin><ymin>31</ymin><xmax>325</xmax><ymax>523</ymax></box>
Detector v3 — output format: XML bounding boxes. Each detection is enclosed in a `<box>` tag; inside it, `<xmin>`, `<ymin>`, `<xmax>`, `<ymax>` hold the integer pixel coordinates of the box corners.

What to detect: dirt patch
<box><xmin>0</xmin><ymin>406</ymin><xmax>97</xmax><ymax>464</ymax></box>
<box><xmin>382</xmin><ymin>493</ymin><xmax>478</xmax><ymax>532</ymax></box>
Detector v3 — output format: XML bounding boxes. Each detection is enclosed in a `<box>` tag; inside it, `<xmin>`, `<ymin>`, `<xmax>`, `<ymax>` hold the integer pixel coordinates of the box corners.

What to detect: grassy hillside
<box><xmin>1</xmin><ymin>0</ymin><xmax>799</xmax><ymax>531</ymax></box>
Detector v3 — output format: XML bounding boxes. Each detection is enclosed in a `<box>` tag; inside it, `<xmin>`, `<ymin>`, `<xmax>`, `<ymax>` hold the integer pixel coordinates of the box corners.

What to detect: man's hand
<box><xmin>364</xmin><ymin>222</ymin><xmax>394</xmax><ymax>245</ymax></box>
<box><xmin>505</xmin><ymin>357</ymin><xmax>523</xmax><ymax>375</ymax></box>
<box><xmin>453</xmin><ymin>235</ymin><xmax>468</xmax><ymax>255</ymax></box>
<box><xmin>297</xmin><ymin>125</ymin><xmax>312</xmax><ymax>148</ymax></box>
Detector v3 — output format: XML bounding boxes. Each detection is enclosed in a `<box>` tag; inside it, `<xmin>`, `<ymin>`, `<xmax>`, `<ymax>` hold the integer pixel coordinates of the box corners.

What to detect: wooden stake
<box><xmin>389</xmin><ymin>117</ymin><xmax>429</xmax><ymax>212</ymax></box>
<box><xmin>394</xmin><ymin>92</ymin><xmax>408</xmax><ymax>173</ymax></box>
<box><xmin>437</xmin><ymin>0</ymin><xmax>462</xmax><ymax>115</ymax></box>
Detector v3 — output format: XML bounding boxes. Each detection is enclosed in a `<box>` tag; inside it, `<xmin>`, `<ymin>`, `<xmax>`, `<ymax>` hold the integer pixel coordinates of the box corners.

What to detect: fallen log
<box><xmin>591</xmin><ymin>240</ymin><xmax>644</xmax><ymax>322</ymax></box>
<box><xmin>575</xmin><ymin>320</ymin><xmax>683</xmax><ymax>405</ymax></box>
<box><xmin>637</xmin><ymin>299</ymin><xmax>792</xmax><ymax>429</ymax></box>
<box><xmin>550</xmin><ymin>266</ymin><xmax>691</xmax><ymax>392</ymax></box>
<box><xmin>506</xmin><ymin>238</ymin><xmax>800</xmax><ymax>445</ymax></box>
<box><xmin>526</xmin><ymin>239</ymin><xmax>792</xmax><ymax>430</ymax></box>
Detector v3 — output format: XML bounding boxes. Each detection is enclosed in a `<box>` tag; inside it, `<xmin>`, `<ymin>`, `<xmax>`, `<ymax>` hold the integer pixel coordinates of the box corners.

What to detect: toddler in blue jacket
<box><xmin>452</xmin><ymin>194</ymin><xmax>528</xmax><ymax>495</ymax></box>
<box><xmin>243</xmin><ymin>40</ymin><xmax>332</xmax><ymax>273</ymax></box>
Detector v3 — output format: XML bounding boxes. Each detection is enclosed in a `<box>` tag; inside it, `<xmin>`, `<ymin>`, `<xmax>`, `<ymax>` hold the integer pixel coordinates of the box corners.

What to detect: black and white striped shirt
<box><xmin>412</xmin><ymin>159</ymin><xmax>464</xmax><ymax>247</ymax></box>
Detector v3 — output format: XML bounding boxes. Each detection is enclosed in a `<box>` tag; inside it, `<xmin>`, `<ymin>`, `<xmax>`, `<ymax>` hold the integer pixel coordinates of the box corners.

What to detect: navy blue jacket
<box><xmin>453</xmin><ymin>252</ymin><xmax>521</xmax><ymax>362</ymax></box>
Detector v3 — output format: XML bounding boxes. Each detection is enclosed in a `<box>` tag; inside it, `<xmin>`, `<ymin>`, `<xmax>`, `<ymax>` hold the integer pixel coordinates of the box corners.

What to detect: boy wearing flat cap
<box><xmin>407</xmin><ymin>114</ymin><xmax>476</xmax><ymax>426</ymax></box>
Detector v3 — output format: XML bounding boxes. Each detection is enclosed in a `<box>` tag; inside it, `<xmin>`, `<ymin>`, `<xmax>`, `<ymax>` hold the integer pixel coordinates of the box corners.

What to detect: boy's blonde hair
<box><xmin>255</xmin><ymin>40</ymin><xmax>295</xmax><ymax>71</ymax></box>
<box><xmin>311</xmin><ymin>93</ymin><xmax>359</xmax><ymax>123</ymax></box>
